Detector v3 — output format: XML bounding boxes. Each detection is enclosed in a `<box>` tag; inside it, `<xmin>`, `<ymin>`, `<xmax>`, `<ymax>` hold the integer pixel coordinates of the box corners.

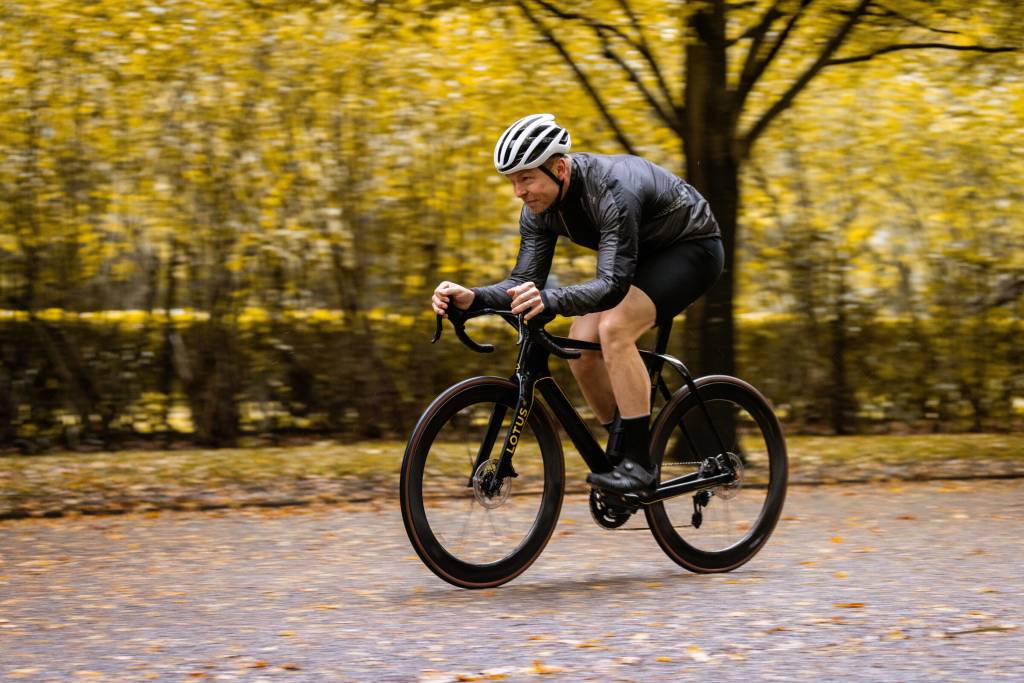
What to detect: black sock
<box><xmin>619</xmin><ymin>415</ymin><xmax>651</xmax><ymax>470</ymax></box>
<box><xmin>603</xmin><ymin>417</ymin><xmax>623</xmax><ymax>461</ymax></box>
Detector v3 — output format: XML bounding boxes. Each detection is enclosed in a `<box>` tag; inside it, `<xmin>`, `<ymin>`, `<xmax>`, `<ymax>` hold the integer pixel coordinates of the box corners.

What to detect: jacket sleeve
<box><xmin>470</xmin><ymin>211</ymin><xmax>556</xmax><ymax>311</ymax></box>
<box><xmin>540</xmin><ymin>182</ymin><xmax>638</xmax><ymax>317</ymax></box>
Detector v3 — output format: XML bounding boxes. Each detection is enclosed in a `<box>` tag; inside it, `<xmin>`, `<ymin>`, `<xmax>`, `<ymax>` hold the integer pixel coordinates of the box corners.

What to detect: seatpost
<box><xmin>654</xmin><ymin>318</ymin><xmax>672</xmax><ymax>355</ymax></box>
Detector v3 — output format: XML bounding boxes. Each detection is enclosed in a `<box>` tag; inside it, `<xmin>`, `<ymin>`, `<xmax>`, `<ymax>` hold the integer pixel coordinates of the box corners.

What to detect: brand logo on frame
<box><xmin>505</xmin><ymin>407</ymin><xmax>529</xmax><ymax>456</ymax></box>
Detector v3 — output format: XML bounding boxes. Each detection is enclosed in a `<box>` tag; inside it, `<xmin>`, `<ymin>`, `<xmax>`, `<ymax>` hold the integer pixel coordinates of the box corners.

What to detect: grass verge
<box><xmin>1</xmin><ymin>434</ymin><xmax>1022</xmax><ymax>520</ymax></box>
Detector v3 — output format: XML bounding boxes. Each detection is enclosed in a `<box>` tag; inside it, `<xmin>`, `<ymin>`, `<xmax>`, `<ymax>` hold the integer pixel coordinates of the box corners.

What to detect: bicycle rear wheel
<box><xmin>646</xmin><ymin>375</ymin><xmax>787</xmax><ymax>573</ymax></box>
<box><xmin>400</xmin><ymin>376</ymin><xmax>564</xmax><ymax>589</ymax></box>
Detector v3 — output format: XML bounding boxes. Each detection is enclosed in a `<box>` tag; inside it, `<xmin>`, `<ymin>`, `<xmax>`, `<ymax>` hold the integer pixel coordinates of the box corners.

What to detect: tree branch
<box><xmin>736</xmin><ymin>0</ymin><xmax>814</xmax><ymax>116</ymax></box>
<box><xmin>614</xmin><ymin>0</ymin><xmax>678</xmax><ymax>120</ymax></box>
<box><xmin>740</xmin><ymin>0</ymin><xmax>873</xmax><ymax>158</ymax></box>
<box><xmin>825</xmin><ymin>42</ymin><xmax>1018</xmax><ymax>66</ymax></box>
<box><xmin>868</xmin><ymin>3</ymin><xmax>961</xmax><ymax>36</ymax></box>
<box><xmin>531</xmin><ymin>0</ymin><xmax>635</xmax><ymax>45</ymax></box>
<box><xmin>531</xmin><ymin>0</ymin><xmax>680</xmax><ymax>128</ymax></box>
<box><xmin>599</xmin><ymin>37</ymin><xmax>682</xmax><ymax>131</ymax></box>
<box><xmin>515</xmin><ymin>0</ymin><xmax>638</xmax><ymax>155</ymax></box>
<box><xmin>732</xmin><ymin>0</ymin><xmax>783</xmax><ymax>51</ymax></box>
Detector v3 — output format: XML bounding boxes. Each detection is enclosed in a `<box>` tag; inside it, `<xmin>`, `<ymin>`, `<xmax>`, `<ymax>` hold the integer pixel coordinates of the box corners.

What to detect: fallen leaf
<box><xmin>834</xmin><ymin>602</ymin><xmax>865</xmax><ymax>609</ymax></box>
<box><xmin>529</xmin><ymin>660</ymin><xmax>564</xmax><ymax>675</ymax></box>
<box><xmin>687</xmin><ymin>645</ymin><xmax>711</xmax><ymax>663</ymax></box>
<box><xmin>834</xmin><ymin>571</ymin><xmax>849</xmax><ymax>579</ymax></box>
<box><xmin>656</xmin><ymin>656</ymin><xmax>672</xmax><ymax>663</ymax></box>
<box><xmin>830</xmin><ymin>537</ymin><xmax>844</xmax><ymax>544</ymax></box>
<box><xmin>940</xmin><ymin>624</ymin><xmax>1018</xmax><ymax>638</ymax></box>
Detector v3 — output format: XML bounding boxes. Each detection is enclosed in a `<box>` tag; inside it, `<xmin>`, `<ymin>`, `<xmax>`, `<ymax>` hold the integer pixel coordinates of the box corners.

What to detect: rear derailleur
<box><xmin>691</xmin><ymin>453</ymin><xmax>742</xmax><ymax>528</ymax></box>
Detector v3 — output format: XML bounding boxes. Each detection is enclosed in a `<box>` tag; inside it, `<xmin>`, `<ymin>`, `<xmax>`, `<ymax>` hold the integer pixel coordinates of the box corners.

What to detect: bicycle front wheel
<box><xmin>646</xmin><ymin>375</ymin><xmax>787</xmax><ymax>573</ymax></box>
<box><xmin>400</xmin><ymin>376</ymin><xmax>564</xmax><ymax>589</ymax></box>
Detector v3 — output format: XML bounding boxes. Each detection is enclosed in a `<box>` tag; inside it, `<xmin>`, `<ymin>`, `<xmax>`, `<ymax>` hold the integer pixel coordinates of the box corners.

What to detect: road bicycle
<box><xmin>400</xmin><ymin>307</ymin><xmax>787</xmax><ymax>589</ymax></box>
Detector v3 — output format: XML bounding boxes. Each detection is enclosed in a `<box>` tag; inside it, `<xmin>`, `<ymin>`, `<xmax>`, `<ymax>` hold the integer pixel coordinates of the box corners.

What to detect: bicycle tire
<box><xmin>645</xmin><ymin>375</ymin><xmax>787</xmax><ymax>573</ymax></box>
<box><xmin>400</xmin><ymin>376</ymin><xmax>564</xmax><ymax>589</ymax></box>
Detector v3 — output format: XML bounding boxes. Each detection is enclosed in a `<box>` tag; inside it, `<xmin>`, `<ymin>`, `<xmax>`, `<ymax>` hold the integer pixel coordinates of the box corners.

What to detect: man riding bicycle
<box><xmin>431</xmin><ymin>113</ymin><xmax>723</xmax><ymax>495</ymax></box>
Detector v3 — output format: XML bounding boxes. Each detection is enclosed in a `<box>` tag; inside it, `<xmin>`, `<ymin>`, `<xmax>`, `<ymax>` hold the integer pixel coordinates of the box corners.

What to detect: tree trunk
<box><xmin>682</xmin><ymin>11</ymin><xmax>737</xmax><ymax>379</ymax></box>
<box><xmin>830</xmin><ymin>264</ymin><xmax>854</xmax><ymax>434</ymax></box>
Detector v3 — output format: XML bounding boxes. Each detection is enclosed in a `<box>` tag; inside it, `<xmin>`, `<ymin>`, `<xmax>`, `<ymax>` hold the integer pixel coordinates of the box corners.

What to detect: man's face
<box><xmin>506</xmin><ymin>158</ymin><xmax>565</xmax><ymax>213</ymax></box>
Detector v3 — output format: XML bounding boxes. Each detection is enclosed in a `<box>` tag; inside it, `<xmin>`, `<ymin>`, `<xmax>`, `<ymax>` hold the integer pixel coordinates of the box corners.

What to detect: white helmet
<box><xmin>493</xmin><ymin>113</ymin><xmax>571</xmax><ymax>175</ymax></box>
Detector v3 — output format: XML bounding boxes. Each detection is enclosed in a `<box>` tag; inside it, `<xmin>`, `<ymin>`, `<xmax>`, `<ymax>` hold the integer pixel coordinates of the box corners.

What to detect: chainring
<box><xmin>589</xmin><ymin>488</ymin><xmax>635</xmax><ymax>529</ymax></box>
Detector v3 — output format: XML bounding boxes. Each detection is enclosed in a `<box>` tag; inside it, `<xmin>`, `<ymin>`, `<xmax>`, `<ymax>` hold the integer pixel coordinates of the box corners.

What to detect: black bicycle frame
<box><xmin>467</xmin><ymin>317</ymin><xmax>735</xmax><ymax>506</ymax></box>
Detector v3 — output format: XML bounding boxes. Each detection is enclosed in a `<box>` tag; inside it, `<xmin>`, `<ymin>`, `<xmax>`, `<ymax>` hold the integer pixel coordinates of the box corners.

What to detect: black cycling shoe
<box><xmin>586</xmin><ymin>458</ymin><xmax>659</xmax><ymax>495</ymax></box>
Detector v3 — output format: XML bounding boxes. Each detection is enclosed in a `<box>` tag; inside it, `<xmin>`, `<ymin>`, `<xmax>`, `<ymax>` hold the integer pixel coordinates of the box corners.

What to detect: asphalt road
<box><xmin>1</xmin><ymin>479</ymin><xmax>1022</xmax><ymax>681</ymax></box>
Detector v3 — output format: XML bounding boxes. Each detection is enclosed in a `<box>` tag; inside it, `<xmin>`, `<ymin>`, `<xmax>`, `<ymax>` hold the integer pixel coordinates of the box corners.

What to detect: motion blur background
<box><xmin>1</xmin><ymin>0</ymin><xmax>1021</xmax><ymax>449</ymax></box>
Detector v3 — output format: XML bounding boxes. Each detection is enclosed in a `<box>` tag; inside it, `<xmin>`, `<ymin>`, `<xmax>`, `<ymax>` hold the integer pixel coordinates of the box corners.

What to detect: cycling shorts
<box><xmin>633</xmin><ymin>235</ymin><xmax>724</xmax><ymax>326</ymax></box>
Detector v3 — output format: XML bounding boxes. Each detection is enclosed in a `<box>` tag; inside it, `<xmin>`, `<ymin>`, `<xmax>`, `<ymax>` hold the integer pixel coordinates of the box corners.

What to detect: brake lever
<box><xmin>431</xmin><ymin>314</ymin><xmax>443</xmax><ymax>344</ymax></box>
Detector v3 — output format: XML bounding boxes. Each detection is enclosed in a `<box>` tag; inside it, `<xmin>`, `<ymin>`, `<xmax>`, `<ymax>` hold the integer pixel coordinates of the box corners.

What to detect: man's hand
<box><xmin>432</xmin><ymin>281</ymin><xmax>475</xmax><ymax>318</ymax></box>
<box><xmin>508</xmin><ymin>282</ymin><xmax>546</xmax><ymax>321</ymax></box>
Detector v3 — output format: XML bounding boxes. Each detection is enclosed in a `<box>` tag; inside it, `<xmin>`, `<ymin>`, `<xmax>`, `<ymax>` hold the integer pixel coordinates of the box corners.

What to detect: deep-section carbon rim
<box><xmin>645</xmin><ymin>376</ymin><xmax>787</xmax><ymax>573</ymax></box>
<box><xmin>400</xmin><ymin>377</ymin><xmax>564</xmax><ymax>589</ymax></box>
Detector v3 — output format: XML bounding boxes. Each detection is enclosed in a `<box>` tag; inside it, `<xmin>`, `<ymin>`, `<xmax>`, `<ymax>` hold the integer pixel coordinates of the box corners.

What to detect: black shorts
<box><xmin>633</xmin><ymin>236</ymin><xmax>724</xmax><ymax>326</ymax></box>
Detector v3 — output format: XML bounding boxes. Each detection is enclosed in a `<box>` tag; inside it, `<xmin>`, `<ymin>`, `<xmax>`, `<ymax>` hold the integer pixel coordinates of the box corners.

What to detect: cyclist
<box><xmin>431</xmin><ymin>113</ymin><xmax>723</xmax><ymax>494</ymax></box>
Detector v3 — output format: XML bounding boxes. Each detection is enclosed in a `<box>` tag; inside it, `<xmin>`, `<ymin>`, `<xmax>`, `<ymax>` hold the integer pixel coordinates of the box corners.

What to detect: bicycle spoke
<box><xmin>419</xmin><ymin>398</ymin><xmax>547</xmax><ymax>566</ymax></box>
<box><xmin>655</xmin><ymin>394</ymin><xmax>774</xmax><ymax>554</ymax></box>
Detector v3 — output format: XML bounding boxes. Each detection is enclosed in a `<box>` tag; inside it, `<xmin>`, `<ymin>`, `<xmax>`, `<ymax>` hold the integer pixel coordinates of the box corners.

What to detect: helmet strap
<box><xmin>538</xmin><ymin>162</ymin><xmax>566</xmax><ymax>207</ymax></box>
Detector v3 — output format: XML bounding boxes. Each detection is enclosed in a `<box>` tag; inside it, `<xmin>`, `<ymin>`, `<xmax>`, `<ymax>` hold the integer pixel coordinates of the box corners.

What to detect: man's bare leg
<box><xmin>598</xmin><ymin>286</ymin><xmax>657</xmax><ymax>418</ymax></box>
<box><xmin>567</xmin><ymin>312</ymin><xmax>617</xmax><ymax>425</ymax></box>
<box><xmin>586</xmin><ymin>286</ymin><xmax>659</xmax><ymax>493</ymax></box>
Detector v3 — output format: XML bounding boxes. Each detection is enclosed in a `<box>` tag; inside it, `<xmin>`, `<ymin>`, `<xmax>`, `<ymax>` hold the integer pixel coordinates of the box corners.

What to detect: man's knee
<box><xmin>597</xmin><ymin>313</ymin><xmax>636</xmax><ymax>351</ymax></box>
<box><xmin>569</xmin><ymin>314</ymin><xmax>600</xmax><ymax>343</ymax></box>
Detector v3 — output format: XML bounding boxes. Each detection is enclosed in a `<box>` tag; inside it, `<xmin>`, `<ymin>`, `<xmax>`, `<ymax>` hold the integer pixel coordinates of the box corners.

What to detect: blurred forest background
<box><xmin>1</xmin><ymin>0</ymin><xmax>1022</xmax><ymax>450</ymax></box>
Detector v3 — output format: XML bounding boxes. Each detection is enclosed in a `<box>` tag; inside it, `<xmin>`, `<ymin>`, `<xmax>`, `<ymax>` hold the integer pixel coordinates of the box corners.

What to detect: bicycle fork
<box><xmin>467</xmin><ymin>374</ymin><xmax>537</xmax><ymax>494</ymax></box>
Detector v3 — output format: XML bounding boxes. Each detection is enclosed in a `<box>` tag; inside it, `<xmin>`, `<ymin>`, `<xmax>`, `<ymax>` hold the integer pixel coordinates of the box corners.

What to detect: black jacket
<box><xmin>471</xmin><ymin>153</ymin><xmax>720</xmax><ymax>317</ymax></box>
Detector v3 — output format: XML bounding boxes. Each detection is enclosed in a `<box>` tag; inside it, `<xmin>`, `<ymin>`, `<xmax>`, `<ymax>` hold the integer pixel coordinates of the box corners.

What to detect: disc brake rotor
<box><xmin>714</xmin><ymin>452</ymin><xmax>744</xmax><ymax>500</ymax></box>
<box><xmin>473</xmin><ymin>459</ymin><xmax>511</xmax><ymax>509</ymax></box>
